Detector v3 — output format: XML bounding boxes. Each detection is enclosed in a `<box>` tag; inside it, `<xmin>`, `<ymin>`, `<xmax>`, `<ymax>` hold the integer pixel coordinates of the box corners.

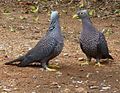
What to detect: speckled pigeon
<box><xmin>73</xmin><ymin>9</ymin><xmax>113</xmax><ymax>66</ymax></box>
<box><xmin>5</xmin><ymin>11</ymin><xmax>64</xmax><ymax>71</ymax></box>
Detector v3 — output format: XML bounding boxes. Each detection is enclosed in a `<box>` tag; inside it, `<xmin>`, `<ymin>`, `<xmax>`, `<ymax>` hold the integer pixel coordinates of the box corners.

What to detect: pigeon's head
<box><xmin>50</xmin><ymin>11</ymin><xmax>59</xmax><ymax>20</ymax></box>
<box><xmin>73</xmin><ymin>10</ymin><xmax>89</xmax><ymax>19</ymax></box>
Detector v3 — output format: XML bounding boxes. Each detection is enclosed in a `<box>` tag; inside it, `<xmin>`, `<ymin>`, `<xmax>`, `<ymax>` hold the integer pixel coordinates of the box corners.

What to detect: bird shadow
<box><xmin>6</xmin><ymin>63</ymin><xmax>42</xmax><ymax>68</ymax></box>
<box><xmin>6</xmin><ymin>62</ymin><xmax>60</xmax><ymax>70</ymax></box>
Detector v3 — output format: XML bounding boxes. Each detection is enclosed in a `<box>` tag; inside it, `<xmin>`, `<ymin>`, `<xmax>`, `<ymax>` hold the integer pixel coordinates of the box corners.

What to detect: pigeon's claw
<box><xmin>48</xmin><ymin>64</ymin><xmax>60</xmax><ymax>69</ymax></box>
<box><xmin>45</xmin><ymin>67</ymin><xmax>57</xmax><ymax>72</ymax></box>
<box><xmin>80</xmin><ymin>61</ymin><xmax>89</xmax><ymax>66</ymax></box>
<box><xmin>95</xmin><ymin>62</ymin><xmax>104</xmax><ymax>67</ymax></box>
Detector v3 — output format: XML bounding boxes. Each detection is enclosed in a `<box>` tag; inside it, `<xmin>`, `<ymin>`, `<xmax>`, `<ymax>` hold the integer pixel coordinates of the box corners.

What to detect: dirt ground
<box><xmin>0</xmin><ymin>2</ymin><xmax>120</xmax><ymax>93</ymax></box>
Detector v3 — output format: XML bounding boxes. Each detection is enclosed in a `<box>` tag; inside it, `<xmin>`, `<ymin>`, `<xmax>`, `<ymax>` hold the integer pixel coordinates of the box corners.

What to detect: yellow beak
<box><xmin>73</xmin><ymin>14</ymin><xmax>79</xmax><ymax>19</ymax></box>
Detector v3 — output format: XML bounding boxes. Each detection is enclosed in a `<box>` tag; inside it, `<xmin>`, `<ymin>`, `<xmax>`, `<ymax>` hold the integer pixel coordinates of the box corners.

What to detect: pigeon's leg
<box><xmin>80</xmin><ymin>56</ymin><xmax>91</xmax><ymax>66</ymax></box>
<box><xmin>47</xmin><ymin>61</ymin><xmax>60</xmax><ymax>69</ymax></box>
<box><xmin>95</xmin><ymin>58</ymin><xmax>104</xmax><ymax>67</ymax></box>
<box><xmin>41</xmin><ymin>61</ymin><xmax>57</xmax><ymax>71</ymax></box>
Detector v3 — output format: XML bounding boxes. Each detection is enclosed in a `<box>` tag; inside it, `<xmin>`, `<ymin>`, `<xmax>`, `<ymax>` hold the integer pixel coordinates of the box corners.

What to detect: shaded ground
<box><xmin>0</xmin><ymin>2</ymin><xmax>120</xmax><ymax>93</ymax></box>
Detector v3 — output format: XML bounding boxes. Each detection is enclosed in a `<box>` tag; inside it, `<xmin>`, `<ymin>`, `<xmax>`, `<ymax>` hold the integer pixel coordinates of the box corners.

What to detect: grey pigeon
<box><xmin>73</xmin><ymin>10</ymin><xmax>113</xmax><ymax>66</ymax></box>
<box><xmin>5</xmin><ymin>11</ymin><xmax>64</xmax><ymax>71</ymax></box>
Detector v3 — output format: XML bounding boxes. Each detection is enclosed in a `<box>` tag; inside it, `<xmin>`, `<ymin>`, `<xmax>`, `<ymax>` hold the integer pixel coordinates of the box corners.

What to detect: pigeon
<box><xmin>73</xmin><ymin>9</ymin><xmax>113</xmax><ymax>66</ymax></box>
<box><xmin>5</xmin><ymin>11</ymin><xmax>64</xmax><ymax>71</ymax></box>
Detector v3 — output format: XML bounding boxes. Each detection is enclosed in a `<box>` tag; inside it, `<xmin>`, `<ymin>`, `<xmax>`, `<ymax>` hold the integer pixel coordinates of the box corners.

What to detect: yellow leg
<box><xmin>80</xmin><ymin>57</ymin><xmax>91</xmax><ymax>66</ymax></box>
<box><xmin>45</xmin><ymin>67</ymin><xmax>57</xmax><ymax>72</ymax></box>
<box><xmin>80</xmin><ymin>61</ymin><xmax>89</xmax><ymax>66</ymax></box>
<box><xmin>42</xmin><ymin>62</ymin><xmax>57</xmax><ymax>72</ymax></box>
<box><xmin>95</xmin><ymin>62</ymin><xmax>104</xmax><ymax>67</ymax></box>
<box><xmin>48</xmin><ymin>64</ymin><xmax>60</xmax><ymax>69</ymax></box>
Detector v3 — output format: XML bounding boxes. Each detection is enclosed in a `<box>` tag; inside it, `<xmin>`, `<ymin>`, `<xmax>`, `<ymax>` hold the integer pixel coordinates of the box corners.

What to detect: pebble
<box><xmin>78</xmin><ymin>57</ymin><xmax>84</xmax><ymax>61</ymax></box>
<box><xmin>63</xmin><ymin>53</ymin><xmax>69</xmax><ymax>56</ymax></box>
<box><xmin>62</xmin><ymin>88</ymin><xmax>71</xmax><ymax>93</ymax></box>
<box><xmin>102</xmin><ymin>86</ymin><xmax>111</xmax><ymax>90</ymax></box>
<box><xmin>96</xmin><ymin>71</ymin><xmax>99</xmax><ymax>73</ymax></box>
<box><xmin>32</xmin><ymin>75</ymin><xmax>37</xmax><ymax>79</ymax></box>
<box><xmin>56</xmin><ymin>71</ymin><xmax>62</xmax><ymax>77</ymax></box>
<box><xmin>36</xmin><ymin>85</ymin><xmax>41</xmax><ymax>88</ymax></box>
<box><xmin>1</xmin><ymin>92</ymin><xmax>7</xmax><ymax>93</ymax></box>
<box><xmin>86</xmin><ymin>73</ymin><xmax>92</xmax><ymax>78</ymax></box>
<box><xmin>3</xmin><ymin>88</ymin><xmax>12</xmax><ymax>92</ymax></box>
<box><xmin>89</xmin><ymin>85</ymin><xmax>99</xmax><ymax>89</ymax></box>
<box><xmin>32</xmin><ymin>91</ymin><xmax>36</xmax><ymax>93</ymax></box>
<box><xmin>75</xmin><ymin>87</ymin><xmax>88</xmax><ymax>93</ymax></box>
<box><xmin>51</xmin><ymin>82</ymin><xmax>61</xmax><ymax>88</ymax></box>
<box><xmin>55</xmin><ymin>59</ymin><xmax>60</xmax><ymax>62</ymax></box>
<box><xmin>72</xmin><ymin>80</ymin><xmax>83</xmax><ymax>84</ymax></box>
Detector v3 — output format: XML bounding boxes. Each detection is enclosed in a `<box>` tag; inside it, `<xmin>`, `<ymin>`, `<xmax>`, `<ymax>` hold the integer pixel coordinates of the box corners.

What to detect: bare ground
<box><xmin>0</xmin><ymin>5</ymin><xmax>120</xmax><ymax>93</ymax></box>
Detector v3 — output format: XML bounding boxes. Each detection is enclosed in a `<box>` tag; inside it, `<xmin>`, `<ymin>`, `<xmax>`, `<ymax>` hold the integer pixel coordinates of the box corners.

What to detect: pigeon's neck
<box><xmin>49</xmin><ymin>19</ymin><xmax>60</xmax><ymax>32</ymax></box>
<box><xmin>82</xmin><ymin>17</ymin><xmax>93</xmax><ymax>31</ymax></box>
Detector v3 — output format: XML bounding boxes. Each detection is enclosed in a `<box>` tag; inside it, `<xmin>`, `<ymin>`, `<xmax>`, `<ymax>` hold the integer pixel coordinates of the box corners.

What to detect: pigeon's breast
<box><xmin>80</xmin><ymin>31</ymin><xmax>99</xmax><ymax>56</ymax></box>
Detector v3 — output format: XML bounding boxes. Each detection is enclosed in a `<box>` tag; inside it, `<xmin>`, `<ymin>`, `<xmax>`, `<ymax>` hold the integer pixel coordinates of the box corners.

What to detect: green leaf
<box><xmin>89</xmin><ymin>9</ymin><xmax>95</xmax><ymax>16</ymax></box>
<box><xmin>19</xmin><ymin>16</ymin><xmax>26</xmax><ymax>20</ymax></box>
<box><xmin>79</xmin><ymin>3</ymin><xmax>84</xmax><ymax>8</ymax></box>
<box><xmin>30</xmin><ymin>5</ymin><xmax>39</xmax><ymax>13</ymax></box>
<box><xmin>114</xmin><ymin>9</ymin><xmax>120</xmax><ymax>14</ymax></box>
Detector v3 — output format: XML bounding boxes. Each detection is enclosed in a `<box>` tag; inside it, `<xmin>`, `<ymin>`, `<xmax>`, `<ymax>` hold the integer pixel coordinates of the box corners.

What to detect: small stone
<box><xmin>96</xmin><ymin>71</ymin><xmax>99</xmax><ymax>73</ymax></box>
<box><xmin>32</xmin><ymin>91</ymin><xmax>36</xmax><ymax>93</ymax></box>
<box><xmin>86</xmin><ymin>73</ymin><xmax>92</xmax><ymax>78</ymax></box>
<box><xmin>75</xmin><ymin>87</ymin><xmax>87</xmax><ymax>93</ymax></box>
<box><xmin>3</xmin><ymin>88</ymin><xmax>12</xmax><ymax>92</ymax></box>
<box><xmin>51</xmin><ymin>82</ymin><xmax>61</xmax><ymax>88</ymax></box>
<box><xmin>51</xmin><ymin>82</ymin><xmax>58</xmax><ymax>85</ymax></box>
<box><xmin>63</xmin><ymin>53</ymin><xmax>69</xmax><ymax>56</ymax></box>
<box><xmin>18</xmin><ymin>26</ymin><xmax>25</xmax><ymax>30</ymax></box>
<box><xmin>78</xmin><ymin>57</ymin><xmax>84</xmax><ymax>61</ymax></box>
<box><xmin>56</xmin><ymin>71</ymin><xmax>62</xmax><ymax>77</ymax></box>
<box><xmin>13</xmin><ymin>88</ymin><xmax>18</xmax><ymax>90</ymax></box>
<box><xmin>76</xmin><ymin>81</ymin><xmax>83</xmax><ymax>84</ymax></box>
<box><xmin>36</xmin><ymin>85</ymin><xmax>41</xmax><ymax>88</ymax></box>
<box><xmin>55</xmin><ymin>59</ymin><xmax>60</xmax><ymax>62</ymax></box>
<box><xmin>89</xmin><ymin>85</ymin><xmax>99</xmax><ymax>89</ymax></box>
<box><xmin>116</xmin><ymin>79</ymin><xmax>119</xmax><ymax>82</ymax></box>
<box><xmin>75</xmin><ymin>85</ymin><xmax>79</xmax><ymax>88</ymax></box>
<box><xmin>63</xmin><ymin>88</ymin><xmax>71</xmax><ymax>93</ymax></box>
<box><xmin>102</xmin><ymin>86</ymin><xmax>111</xmax><ymax>90</ymax></box>
<box><xmin>32</xmin><ymin>75</ymin><xmax>37</xmax><ymax>79</ymax></box>
<box><xmin>1</xmin><ymin>92</ymin><xmax>7</xmax><ymax>93</ymax></box>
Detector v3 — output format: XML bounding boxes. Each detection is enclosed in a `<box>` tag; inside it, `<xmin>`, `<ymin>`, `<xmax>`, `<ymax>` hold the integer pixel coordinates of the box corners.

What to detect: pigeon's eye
<box><xmin>80</xmin><ymin>12</ymin><xmax>84</xmax><ymax>15</ymax></box>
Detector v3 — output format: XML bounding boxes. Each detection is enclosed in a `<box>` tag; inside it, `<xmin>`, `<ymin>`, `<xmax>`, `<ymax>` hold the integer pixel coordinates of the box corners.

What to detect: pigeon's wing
<box><xmin>97</xmin><ymin>32</ymin><xmax>110</xmax><ymax>57</ymax></box>
<box><xmin>80</xmin><ymin>42</ymin><xmax>85</xmax><ymax>53</ymax></box>
<box><xmin>26</xmin><ymin>37</ymin><xmax>57</xmax><ymax>60</ymax></box>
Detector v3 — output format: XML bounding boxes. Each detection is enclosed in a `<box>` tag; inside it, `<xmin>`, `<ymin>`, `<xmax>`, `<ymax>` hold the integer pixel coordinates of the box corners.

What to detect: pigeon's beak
<box><xmin>73</xmin><ymin>14</ymin><xmax>79</xmax><ymax>19</ymax></box>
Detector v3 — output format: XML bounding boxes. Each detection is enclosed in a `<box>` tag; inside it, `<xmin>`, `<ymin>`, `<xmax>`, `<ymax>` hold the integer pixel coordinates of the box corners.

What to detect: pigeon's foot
<box><xmin>80</xmin><ymin>61</ymin><xmax>89</xmax><ymax>66</ymax></box>
<box><xmin>48</xmin><ymin>64</ymin><xmax>60</xmax><ymax>69</ymax></box>
<box><xmin>42</xmin><ymin>62</ymin><xmax>57</xmax><ymax>71</ymax></box>
<box><xmin>95</xmin><ymin>62</ymin><xmax>104</xmax><ymax>67</ymax></box>
<box><xmin>45</xmin><ymin>67</ymin><xmax>57</xmax><ymax>72</ymax></box>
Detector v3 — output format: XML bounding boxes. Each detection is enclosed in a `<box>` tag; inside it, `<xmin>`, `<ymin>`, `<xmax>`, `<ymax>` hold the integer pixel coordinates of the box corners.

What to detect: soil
<box><xmin>0</xmin><ymin>1</ymin><xmax>120</xmax><ymax>93</ymax></box>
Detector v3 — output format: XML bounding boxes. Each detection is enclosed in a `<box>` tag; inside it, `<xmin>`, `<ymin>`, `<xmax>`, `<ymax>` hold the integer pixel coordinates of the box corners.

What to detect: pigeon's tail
<box><xmin>102</xmin><ymin>54</ymin><xmax>113</xmax><ymax>60</ymax></box>
<box><xmin>108</xmin><ymin>54</ymin><xmax>114</xmax><ymax>60</ymax></box>
<box><xmin>5</xmin><ymin>56</ymin><xmax>24</xmax><ymax>65</ymax></box>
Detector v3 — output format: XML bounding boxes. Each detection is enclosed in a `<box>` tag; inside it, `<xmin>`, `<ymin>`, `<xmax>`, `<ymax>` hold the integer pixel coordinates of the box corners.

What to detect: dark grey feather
<box><xmin>5</xmin><ymin>11</ymin><xmax>64</xmax><ymax>69</ymax></box>
<box><xmin>77</xmin><ymin>10</ymin><xmax>113</xmax><ymax>63</ymax></box>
